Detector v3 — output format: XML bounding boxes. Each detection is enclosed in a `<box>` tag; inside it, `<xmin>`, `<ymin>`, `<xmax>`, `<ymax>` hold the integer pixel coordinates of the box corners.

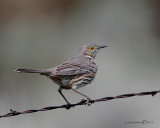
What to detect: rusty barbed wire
<box><xmin>0</xmin><ymin>90</ymin><xmax>159</xmax><ymax>118</ymax></box>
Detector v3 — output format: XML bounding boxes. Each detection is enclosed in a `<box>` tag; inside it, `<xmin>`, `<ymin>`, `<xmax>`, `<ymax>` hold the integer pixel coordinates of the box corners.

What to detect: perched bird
<box><xmin>15</xmin><ymin>44</ymin><xmax>107</xmax><ymax>105</ymax></box>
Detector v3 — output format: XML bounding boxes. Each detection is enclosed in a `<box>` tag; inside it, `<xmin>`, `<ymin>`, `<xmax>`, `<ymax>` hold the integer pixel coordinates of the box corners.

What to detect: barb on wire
<box><xmin>0</xmin><ymin>90</ymin><xmax>160</xmax><ymax>118</ymax></box>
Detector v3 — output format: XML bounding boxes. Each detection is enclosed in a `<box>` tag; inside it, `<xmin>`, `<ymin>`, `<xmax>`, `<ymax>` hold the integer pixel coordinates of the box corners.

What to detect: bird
<box><xmin>15</xmin><ymin>44</ymin><xmax>107</xmax><ymax>105</ymax></box>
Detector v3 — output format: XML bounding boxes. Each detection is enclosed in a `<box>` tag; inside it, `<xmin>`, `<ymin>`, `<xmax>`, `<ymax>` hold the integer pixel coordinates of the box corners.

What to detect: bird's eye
<box><xmin>90</xmin><ymin>47</ymin><xmax>94</xmax><ymax>50</ymax></box>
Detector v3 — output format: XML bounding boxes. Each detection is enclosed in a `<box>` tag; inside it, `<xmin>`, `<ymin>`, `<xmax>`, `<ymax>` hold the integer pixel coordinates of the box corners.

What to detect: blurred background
<box><xmin>0</xmin><ymin>0</ymin><xmax>160</xmax><ymax>128</ymax></box>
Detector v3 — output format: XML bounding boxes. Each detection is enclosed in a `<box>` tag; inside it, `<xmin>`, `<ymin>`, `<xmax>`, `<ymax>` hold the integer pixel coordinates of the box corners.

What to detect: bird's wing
<box><xmin>51</xmin><ymin>60</ymin><xmax>92</xmax><ymax>77</ymax></box>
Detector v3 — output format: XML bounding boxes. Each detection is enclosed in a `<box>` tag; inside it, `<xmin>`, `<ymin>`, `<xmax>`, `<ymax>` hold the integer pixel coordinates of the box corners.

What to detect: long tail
<box><xmin>14</xmin><ymin>69</ymin><xmax>50</xmax><ymax>75</ymax></box>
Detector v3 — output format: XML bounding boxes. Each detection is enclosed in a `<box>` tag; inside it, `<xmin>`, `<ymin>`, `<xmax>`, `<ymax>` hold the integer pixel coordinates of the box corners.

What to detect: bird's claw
<box><xmin>65</xmin><ymin>102</ymin><xmax>72</xmax><ymax>110</ymax></box>
<box><xmin>86</xmin><ymin>98</ymin><xmax>94</xmax><ymax>106</ymax></box>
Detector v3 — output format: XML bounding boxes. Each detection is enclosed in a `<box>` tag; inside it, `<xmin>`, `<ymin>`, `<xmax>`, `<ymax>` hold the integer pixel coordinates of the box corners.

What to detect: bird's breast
<box><xmin>71</xmin><ymin>71</ymin><xmax>97</xmax><ymax>90</ymax></box>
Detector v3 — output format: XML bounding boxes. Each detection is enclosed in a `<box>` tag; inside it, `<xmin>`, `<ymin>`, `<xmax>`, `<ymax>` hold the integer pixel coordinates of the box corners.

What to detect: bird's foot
<box><xmin>86</xmin><ymin>98</ymin><xmax>94</xmax><ymax>106</ymax></box>
<box><xmin>65</xmin><ymin>102</ymin><xmax>72</xmax><ymax>110</ymax></box>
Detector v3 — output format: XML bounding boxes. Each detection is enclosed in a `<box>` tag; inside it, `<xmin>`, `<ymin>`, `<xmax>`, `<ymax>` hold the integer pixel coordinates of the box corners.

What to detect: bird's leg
<box><xmin>58</xmin><ymin>87</ymin><xmax>70</xmax><ymax>105</ymax></box>
<box><xmin>72</xmin><ymin>89</ymin><xmax>92</xmax><ymax>105</ymax></box>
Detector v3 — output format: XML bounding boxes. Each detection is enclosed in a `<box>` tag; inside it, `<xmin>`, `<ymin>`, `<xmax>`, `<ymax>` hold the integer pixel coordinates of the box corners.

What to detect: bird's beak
<box><xmin>99</xmin><ymin>45</ymin><xmax>107</xmax><ymax>49</ymax></box>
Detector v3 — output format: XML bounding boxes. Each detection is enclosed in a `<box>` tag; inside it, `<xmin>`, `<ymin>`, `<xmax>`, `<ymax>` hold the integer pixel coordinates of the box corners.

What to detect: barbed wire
<box><xmin>0</xmin><ymin>90</ymin><xmax>159</xmax><ymax>118</ymax></box>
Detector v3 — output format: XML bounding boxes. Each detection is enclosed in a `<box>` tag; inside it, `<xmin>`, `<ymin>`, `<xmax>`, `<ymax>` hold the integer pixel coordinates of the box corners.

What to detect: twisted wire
<box><xmin>0</xmin><ymin>90</ymin><xmax>159</xmax><ymax>118</ymax></box>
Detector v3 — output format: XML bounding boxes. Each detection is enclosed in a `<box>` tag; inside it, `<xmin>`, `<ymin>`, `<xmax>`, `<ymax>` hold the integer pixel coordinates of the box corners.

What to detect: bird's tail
<box><xmin>14</xmin><ymin>69</ymin><xmax>50</xmax><ymax>75</ymax></box>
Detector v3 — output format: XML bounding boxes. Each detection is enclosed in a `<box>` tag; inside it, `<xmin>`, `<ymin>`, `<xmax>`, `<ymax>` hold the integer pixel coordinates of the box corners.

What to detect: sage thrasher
<box><xmin>15</xmin><ymin>44</ymin><xmax>107</xmax><ymax>105</ymax></box>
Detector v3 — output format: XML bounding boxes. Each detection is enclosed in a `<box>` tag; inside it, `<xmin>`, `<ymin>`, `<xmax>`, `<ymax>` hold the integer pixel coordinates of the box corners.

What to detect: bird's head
<box><xmin>78</xmin><ymin>44</ymin><xmax>107</xmax><ymax>59</ymax></box>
